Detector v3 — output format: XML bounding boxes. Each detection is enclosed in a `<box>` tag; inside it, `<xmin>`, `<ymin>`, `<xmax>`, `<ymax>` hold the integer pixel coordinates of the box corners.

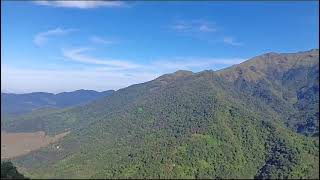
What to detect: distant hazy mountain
<box><xmin>1</xmin><ymin>89</ymin><xmax>114</xmax><ymax>115</ymax></box>
<box><xmin>6</xmin><ymin>49</ymin><xmax>319</xmax><ymax>179</ymax></box>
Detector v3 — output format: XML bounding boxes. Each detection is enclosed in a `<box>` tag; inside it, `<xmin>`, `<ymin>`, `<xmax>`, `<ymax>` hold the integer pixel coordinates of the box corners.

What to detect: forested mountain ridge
<box><xmin>217</xmin><ymin>49</ymin><xmax>319</xmax><ymax>135</ymax></box>
<box><xmin>4</xmin><ymin>49</ymin><xmax>319</xmax><ymax>179</ymax></box>
<box><xmin>1</xmin><ymin>89</ymin><xmax>114</xmax><ymax>115</ymax></box>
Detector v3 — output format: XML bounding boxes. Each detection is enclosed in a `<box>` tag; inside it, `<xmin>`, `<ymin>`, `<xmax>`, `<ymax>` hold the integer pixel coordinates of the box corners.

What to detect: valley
<box><xmin>1</xmin><ymin>131</ymin><xmax>70</xmax><ymax>159</ymax></box>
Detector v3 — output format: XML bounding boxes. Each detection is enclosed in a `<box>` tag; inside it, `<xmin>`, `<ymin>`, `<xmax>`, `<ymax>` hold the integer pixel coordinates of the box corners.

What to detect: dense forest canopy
<box><xmin>1</xmin><ymin>49</ymin><xmax>319</xmax><ymax>179</ymax></box>
<box><xmin>1</xmin><ymin>161</ymin><xmax>28</xmax><ymax>179</ymax></box>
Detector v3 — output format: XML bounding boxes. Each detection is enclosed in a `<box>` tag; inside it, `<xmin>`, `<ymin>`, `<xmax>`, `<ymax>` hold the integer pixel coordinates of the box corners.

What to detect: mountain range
<box><xmin>2</xmin><ymin>49</ymin><xmax>319</xmax><ymax>179</ymax></box>
<box><xmin>1</xmin><ymin>89</ymin><xmax>114</xmax><ymax>115</ymax></box>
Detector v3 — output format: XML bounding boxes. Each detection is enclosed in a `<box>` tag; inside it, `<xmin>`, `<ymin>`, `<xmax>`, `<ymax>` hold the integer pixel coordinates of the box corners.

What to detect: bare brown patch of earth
<box><xmin>1</xmin><ymin>130</ymin><xmax>70</xmax><ymax>159</ymax></box>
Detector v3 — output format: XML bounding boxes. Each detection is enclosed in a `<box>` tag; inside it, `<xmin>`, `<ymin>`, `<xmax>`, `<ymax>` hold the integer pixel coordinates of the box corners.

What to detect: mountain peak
<box><xmin>253</xmin><ymin>49</ymin><xmax>318</xmax><ymax>60</ymax></box>
<box><xmin>217</xmin><ymin>49</ymin><xmax>319</xmax><ymax>82</ymax></box>
<box><xmin>156</xmin><ymin>70</ymin><xmax>193</xmax><ymax>82</ymax></box>
<box><xmin>173</xmin><ymin>70</ymin><xmax>194</xmax><ymax>76</ymax></box>
<box><xmin>2</xmin><ymin>49</ymin><xmax>319</xmax><ymax>179</ymax></box>
<box><xmin>307</xmin><ymin>48</ymin><xmax>319</xmax><ymax>52</ymax></box>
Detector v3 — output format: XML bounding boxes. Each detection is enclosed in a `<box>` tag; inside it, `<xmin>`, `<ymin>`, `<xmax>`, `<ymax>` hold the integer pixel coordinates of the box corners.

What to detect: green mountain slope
<box><xmin>217</xmin><ymin>49</ymin><xmax>319</xmax><ymax>135</ymax></box>
<box><xmin>6</xmin><ymin>49</ymin><xmax>319</xmax><ymax>179</ymax></box>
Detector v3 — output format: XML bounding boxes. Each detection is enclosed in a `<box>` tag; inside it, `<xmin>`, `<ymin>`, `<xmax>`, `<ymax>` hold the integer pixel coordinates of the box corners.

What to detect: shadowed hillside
<box><xmin>3</xmin><ymin>49</ymin><xmax>319</xmax><ymax>179</ymax></box>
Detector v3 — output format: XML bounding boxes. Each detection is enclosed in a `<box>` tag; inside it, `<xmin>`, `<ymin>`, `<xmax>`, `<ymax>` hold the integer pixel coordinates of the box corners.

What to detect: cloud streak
<box><xmin>62</xmin><ymin>48</ymin><xmax>141</xmax><ymax>70</ymax></box>
<box><xmin>89</xmin><ymin>36</ymin><xmax>114</xmax><ymax>45</ymax></box>
<box><xmin>34</xmin><ymin>27</ymin><xmax>77</xmax><ymax>46</ymax></box>
<box><xmin>1</xmin><ymin>65</ymin><xmax>159</xmax><ymax>93</ymax></box>
<box><xmin>2</xmin><ymin>55</ymin><xmax>246</xmax><ymax>93</ymax></box>
<box><xmin>170</xmin><ymin>19</ymin><xmax>244</xmax><ymax>47</ymax></box>
<box><xmin>2</xmin><ymin>45</ymin><xmax>246</xmax><ymax>93</ymax></box>
<box><xmin>223</xmin><ymin>37</ymin><xmax>244</xmax><ymax>46</ymax></box>
<box><xmin>34</xmin><ymin>1</ymin><xmax>126</xmax><ymax>9</ymax></box>
<box><xmin>62</xmin><ymin>47</ymin><xmax>245</xmax><ymax>72</ymax></box>
<box><xmin>170</xmin><ymin>20</ymin><xmax>217</xmax><ymax>34</ymax></box>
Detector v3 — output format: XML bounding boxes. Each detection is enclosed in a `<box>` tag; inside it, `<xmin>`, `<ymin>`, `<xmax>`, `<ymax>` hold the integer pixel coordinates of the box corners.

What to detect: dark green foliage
<box><xmin>1</xmin><ymin>161</ymin><xmax>28</xmax><ymax>179</ymax></box>
<box><xmin>218</xmin><ymin>49</ymin><xmax>319</xmax><ymax>135</ymax></box>
<box><xmin>5</xmin><ymin>49</ymin><xmax>319</xmax><ymax>179</ymax></box>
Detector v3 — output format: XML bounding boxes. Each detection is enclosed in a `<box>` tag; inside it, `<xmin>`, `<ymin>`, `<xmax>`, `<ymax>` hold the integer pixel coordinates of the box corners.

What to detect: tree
<box><xmin>1</xmin><ymin>161</ymin><xmax>28</xmax><ymax>179</ymax></box>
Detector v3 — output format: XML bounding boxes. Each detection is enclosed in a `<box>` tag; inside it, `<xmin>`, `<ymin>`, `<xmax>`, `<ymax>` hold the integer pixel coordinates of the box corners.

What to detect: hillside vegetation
<box><xmin>4</xmin><ymin>49</ymin><xmax>319</xmax><ymax>179</ymax></box>
<box><xmin>1</xmin><ymin>161</ymin><xmax>28</xmax><ymax>179</ymax></box>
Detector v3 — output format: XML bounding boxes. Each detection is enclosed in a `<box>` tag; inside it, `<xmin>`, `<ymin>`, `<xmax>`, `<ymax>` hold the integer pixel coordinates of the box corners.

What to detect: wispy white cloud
<box><xmin>34</xmin><ymin>1</ymin><xmax>126</xmax><ymax>9</ymax></box>
<box><xmin>34</xmin><ymin>27</ymin><xmax>77</xmax><ymax>46</ymax></box>
<box><xmin>2</xmin><ymin>47</ymin><xmax>246</xmax><ymax>93</ymax></box>
<box><xmin>171</xmin><ymin>22</ymin><xmax>191</xmax><ymax>31</ymax></box>
<box><xmin>223</xmin><ymin>37</ymin><xmax>244</xmax><ymax>46</ymax></box>
<box><xmin>62</xmin><ymin>47</ymin><xmax>141</xmax><ymax>69</ymax></box>
<box><xmin>1</xmin><ymin>65</ymin><xmax>159</xmax><ymax>93</ymax></box>
<box><xmin>2</xmin><ymin>55</ymin><xmax>246</xmax><ymax>93</ymax></box>
<box><xmin>170</xmin><ymin>20</ymin><xmax>217</xmax><ymax>33</ymax></box>
<box><xmin>89</xmin><ymin>36</ymin><xmax>114</xmax><ymax>45</ymax></box>
<box><xmin>170</xmin><ymin>19</ymin><xmax>245</xmax><ymax>47</ymax></box>
<box><xmin>199</xmin><ymin>24</ymin><xmax>216</xmax><ymax>32</ymax></box>
<box><xmin>62</xmin><ymin>47</ymin><xmax>245</xmax><ymax>72</ymax></box>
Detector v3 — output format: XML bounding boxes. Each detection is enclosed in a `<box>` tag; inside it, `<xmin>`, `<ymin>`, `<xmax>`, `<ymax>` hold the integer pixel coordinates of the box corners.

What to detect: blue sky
<box><xmin>1</xmin><ymin>1</ymin><xmax>319</xmax><ymax>93</ymax></box>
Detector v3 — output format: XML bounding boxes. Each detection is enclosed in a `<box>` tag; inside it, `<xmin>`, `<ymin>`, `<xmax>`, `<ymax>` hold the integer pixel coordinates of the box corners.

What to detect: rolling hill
<box><xmin>1</xmin><ymin>89</ymin><xmax>114</xmax><ymax>115</ymax></box>
<box><xmin>3</xmin><ymin>49</ymin><xmax>319</xmax><ymax>179</ymax></box>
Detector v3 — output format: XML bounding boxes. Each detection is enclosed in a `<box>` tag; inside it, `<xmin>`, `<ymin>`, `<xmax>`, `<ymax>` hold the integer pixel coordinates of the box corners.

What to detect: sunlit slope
<box><xmin>10</xmin><ymin>49</ymin><xmax>319</xmax><ymax>179</ymax></box>
<box><xmin>217</xmin><ymin>49</ymin><xmax>319</xmax><ymax>135</ymax></box>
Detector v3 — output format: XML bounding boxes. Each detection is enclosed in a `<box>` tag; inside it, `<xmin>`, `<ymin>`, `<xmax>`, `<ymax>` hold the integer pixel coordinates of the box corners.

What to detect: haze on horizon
<box><xmin>1</xmin><ymin>1</ymin><xmax>319</xmax><ymax>93</ymax></box>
